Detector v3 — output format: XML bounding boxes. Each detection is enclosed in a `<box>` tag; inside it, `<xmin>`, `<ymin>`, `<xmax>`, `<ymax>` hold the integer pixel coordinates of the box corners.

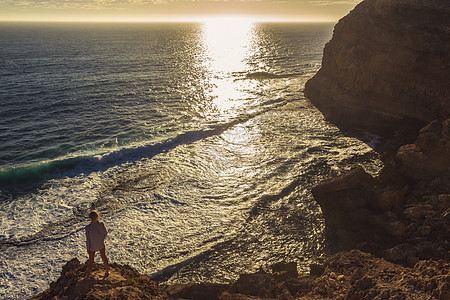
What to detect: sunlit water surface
<box><xmin>0</xmin><ymin>21</ymin><xmax>382</xmax><ymax>299</ymax></box>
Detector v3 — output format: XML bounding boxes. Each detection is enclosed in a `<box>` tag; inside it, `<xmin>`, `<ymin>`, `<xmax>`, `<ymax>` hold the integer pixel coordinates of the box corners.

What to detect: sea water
<box><xmin>0</xmin><ymin>22</ymin><xmax>382</xmax><ymax>299</ymax></box>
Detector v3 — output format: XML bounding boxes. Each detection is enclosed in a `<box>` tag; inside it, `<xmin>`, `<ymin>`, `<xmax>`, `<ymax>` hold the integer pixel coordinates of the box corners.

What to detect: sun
<box><xmin>201</xmin><ymin>15</ymin><xmax>256</xmax><ymax>74</ymax></box>
<box><xmin>200</xmin><ymin>14</ymin><xmax>257</xmax><ymax>26</ymax></box>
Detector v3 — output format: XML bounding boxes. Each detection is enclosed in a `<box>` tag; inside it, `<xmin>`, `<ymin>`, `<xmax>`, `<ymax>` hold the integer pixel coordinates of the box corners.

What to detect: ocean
<box><xmin>0</xmin><ymin>22</ymin><xmax>382</xmax><ymax>299</ymax></box>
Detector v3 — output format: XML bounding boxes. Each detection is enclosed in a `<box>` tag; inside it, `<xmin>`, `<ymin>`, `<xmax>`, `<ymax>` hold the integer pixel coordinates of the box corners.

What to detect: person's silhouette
<box><xmin>84</xmin><ymin>210</ymin><xmax>109</xmax><ymax>280</ymax></box>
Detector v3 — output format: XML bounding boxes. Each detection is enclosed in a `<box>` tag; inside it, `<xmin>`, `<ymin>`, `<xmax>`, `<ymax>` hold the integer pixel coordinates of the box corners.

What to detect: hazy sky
<box><xmin>0</xmin><ymin>0</ymin><xmax>362</xmax><ymax>22</ymax></box>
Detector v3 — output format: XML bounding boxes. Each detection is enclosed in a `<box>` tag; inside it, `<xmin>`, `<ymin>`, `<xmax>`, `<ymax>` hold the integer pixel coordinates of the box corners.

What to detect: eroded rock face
<box><xmin>311</xmin><ymin>133</ymin><xmax>450</xmax><ymax>264</ymax></box>
<box><xmin>311</xmin><ymin>166</ymin><xmax>379</xmax><ymax>250</ymax></box>
<box><xmin>395</xmin><ymin>119</ymin><xmax>450</xmax><ymax>180</ymax></box>
<box><xmin>304</xmin><ymin>0</ymin><xmax>450</xmax><ymax>129</ymax></box>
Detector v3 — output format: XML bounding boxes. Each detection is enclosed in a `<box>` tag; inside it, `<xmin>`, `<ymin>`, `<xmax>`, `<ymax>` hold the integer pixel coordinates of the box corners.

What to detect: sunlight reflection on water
<box><xmin>200</xmin><ymin>19</ymin><xmax>259</xmax><ymax>114</ymax></box>
<box><xmin>202</xmin><ymin>18</ymin><xmax>256</xmax><ymax>74</ymax></box>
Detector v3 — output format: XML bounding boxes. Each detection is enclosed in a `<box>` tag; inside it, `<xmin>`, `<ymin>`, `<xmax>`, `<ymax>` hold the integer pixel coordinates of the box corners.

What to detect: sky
<box><xmin>0</xmin><ymin>0</ymin><xmax>362</xmax><ymax>22</ymax></box>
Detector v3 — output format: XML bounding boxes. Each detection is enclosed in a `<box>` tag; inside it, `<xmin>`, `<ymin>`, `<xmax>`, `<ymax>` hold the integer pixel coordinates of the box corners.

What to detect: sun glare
<box><xmin>202</xmin><ymin>16</ymin><xmax>255</xmax><ymax>73</ymax></box>
<box><xmin>200</xmin><ymin>15</ymin><xmax>258</xmax><ymax>113</ymax></box>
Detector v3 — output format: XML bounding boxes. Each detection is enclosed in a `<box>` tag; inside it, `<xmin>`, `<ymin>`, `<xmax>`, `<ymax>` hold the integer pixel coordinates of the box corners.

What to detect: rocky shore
<box><xmin>313</xmin><ymin>119</ymin><xmax>450</xmax><ymax>265</ymax></box>
<box><xmin>31</xmin><ymin>249</ymin><xmax>450</xmax><ymax>299</ymax></box>
<box><xmin>32</xmin><ymin>0</ymin><xmax>449</xmax><ymax>299</ymax></box>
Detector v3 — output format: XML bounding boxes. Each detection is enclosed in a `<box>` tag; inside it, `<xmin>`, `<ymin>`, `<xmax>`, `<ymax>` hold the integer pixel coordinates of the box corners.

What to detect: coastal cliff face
<box><xmin>305</xmin><ymin>0</ymin><xmax>450</xmax><ymax>295</ymax></box>
<box><xmin>304</xmin><ymin>0</ymin><xmax>450</xmax><ymax>129</ymax></box>
<box><xmin>305</xmin><ymin>0</ymin><xmax>450</xmax><ymax>258</ymax></box>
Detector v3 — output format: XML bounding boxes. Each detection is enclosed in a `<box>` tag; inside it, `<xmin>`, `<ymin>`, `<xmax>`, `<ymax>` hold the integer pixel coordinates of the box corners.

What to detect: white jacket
<box><xmin>85</xmin><ymin>221</ymin><xmax>108</xmax><ymax>252</ymax></box>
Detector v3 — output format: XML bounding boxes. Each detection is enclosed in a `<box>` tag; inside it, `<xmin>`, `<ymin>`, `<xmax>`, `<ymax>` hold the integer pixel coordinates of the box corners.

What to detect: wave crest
<box><xmin>0</xmin><ymin>105</ymin><xmax>287</xmax><ymax>191</ymax></box>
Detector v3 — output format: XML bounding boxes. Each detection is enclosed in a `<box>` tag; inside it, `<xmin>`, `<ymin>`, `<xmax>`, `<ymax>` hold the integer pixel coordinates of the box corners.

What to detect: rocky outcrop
<box><xmin>32</xmin><ymin>259</ymin><xmax>169</xmax><ymax>300</ymax></box>
<box><xmin>34</xmin><ymin>251</ymin><xmax>450</xmax><ymax>300</ymax></box>
<box><xmin>312</xmin><ymin>119</ymin><xmax>450</xmax><ymax>266</ymax></box>
<box><xmin>304</xmin><ymin>0</ymin><xmax>450</xmax><ymax>130</ymax></box>
<box><xmin>301</xmin><ymin>250</ymin><xmax>450</xmax><ymax>300</ymax></box>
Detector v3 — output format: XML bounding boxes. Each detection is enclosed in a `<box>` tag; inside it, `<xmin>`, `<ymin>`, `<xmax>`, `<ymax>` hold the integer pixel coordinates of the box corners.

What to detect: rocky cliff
<box><xmin>304</xmin><ymin>0</ymin><xmax>450</xmax><ymax>258</ymax></box>
<box><xmin>32</xmin><ymin>251</ymin><xmax>450</xmax><ymax>299</ymax></box>
<box><xmin>312</xmin><ymin>118</ymin><xmax>450</xmax><ymax>264</ymax></box>
<box><xmin>304</xmin><ymin>0</ymin><xmax>450</xmax><ymax>130</ymax></box>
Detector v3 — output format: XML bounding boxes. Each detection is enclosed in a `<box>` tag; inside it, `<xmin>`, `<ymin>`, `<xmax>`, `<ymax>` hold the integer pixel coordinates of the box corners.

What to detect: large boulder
<box><xmin>304</xmin><ymin>0</ymin><xmax>450</xmax><ymax>130</ymax></box>
<box><xmin>395</xmin><ymin>119</ymin><xmax>450</xmax><ymax>181</ymax></box>
<box><xmin>312</xmin><ymin>166</ymin><xmax>375</xmax><ymax>226</ymax></box>
<box><xmin>312</xmin><ymin>167</ymin><xmax>380</xmax><ymax>250</ymax></box>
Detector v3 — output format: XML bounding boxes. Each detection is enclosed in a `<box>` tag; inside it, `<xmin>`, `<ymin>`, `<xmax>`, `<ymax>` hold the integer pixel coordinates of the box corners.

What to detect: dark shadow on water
<box><xmin>331</xmin><ymin>119</ymin><xmax>424</xmax><ymax>158</ymax></box>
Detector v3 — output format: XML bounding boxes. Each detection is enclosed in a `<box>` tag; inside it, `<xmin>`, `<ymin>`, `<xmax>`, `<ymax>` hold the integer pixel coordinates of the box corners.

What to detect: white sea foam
<box><xmin>0</xmin><ymin>174</ymin><xmax>102</xmax><ymax>241</ymax></box>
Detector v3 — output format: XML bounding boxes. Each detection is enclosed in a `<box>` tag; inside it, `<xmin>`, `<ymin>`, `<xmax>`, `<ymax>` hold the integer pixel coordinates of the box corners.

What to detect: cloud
<box><xmin>0</xmin><ymin>0</ymin><xmax>171</xmax><ymax>9</ymax></box>
<box><xmin>1</xmin><ymin>0</ymin><xmax>97</xmax><ymax>9</ymax></box>
<box><xmin>309</xmin><ymin>0</ymin><xmax>360</xmax><ymax>6</ymax></box>
<box><xmin>0</xmin><ymin>0</ymin><xmax>285</xmax><ymax>7</ymax></box>
<box><xmin>0</xmin><ymin>0</ymin><xmax>361</xmax><ymax>19</ymax></box>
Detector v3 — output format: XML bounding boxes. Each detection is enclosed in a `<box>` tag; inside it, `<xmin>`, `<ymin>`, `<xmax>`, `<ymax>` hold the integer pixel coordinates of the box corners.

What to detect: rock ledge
<box><xmin>33</xmin><ymin>250</ymin><xmax>450</xmax><ymax>299</ymax></box>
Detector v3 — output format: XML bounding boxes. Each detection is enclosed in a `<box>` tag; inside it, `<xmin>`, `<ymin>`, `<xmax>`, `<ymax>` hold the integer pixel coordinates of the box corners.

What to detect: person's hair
<box><xmin>89</xmin><ymin>210</ymin><xmax>100</xmax><ymax>222</ymax></box>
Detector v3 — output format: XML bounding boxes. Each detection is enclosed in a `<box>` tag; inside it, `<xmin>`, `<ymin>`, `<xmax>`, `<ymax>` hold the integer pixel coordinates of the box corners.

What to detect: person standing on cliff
<box><xmin>85</xmin><ymin>210</ymin><xmax>109</xmax><ymax>280</ymax></box>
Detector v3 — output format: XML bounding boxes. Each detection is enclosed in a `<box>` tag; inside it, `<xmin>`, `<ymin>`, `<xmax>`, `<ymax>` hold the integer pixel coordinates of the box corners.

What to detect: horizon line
<box><xmin>0</xmin><ymin>14</ymin><xmax>338</xmax><ymax>24</ymax></box>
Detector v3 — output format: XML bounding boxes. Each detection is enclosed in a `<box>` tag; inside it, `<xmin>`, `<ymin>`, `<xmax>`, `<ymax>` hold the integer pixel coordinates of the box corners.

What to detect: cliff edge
<box><xmin>304</xmin><ymin>0</ymin><xmax>450</xmax><ymax>130</ymax></box>
<box><xmin>32</xmin><ymin>251</ymin><xmax>450</xmax><ymax>299</ymax></box>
